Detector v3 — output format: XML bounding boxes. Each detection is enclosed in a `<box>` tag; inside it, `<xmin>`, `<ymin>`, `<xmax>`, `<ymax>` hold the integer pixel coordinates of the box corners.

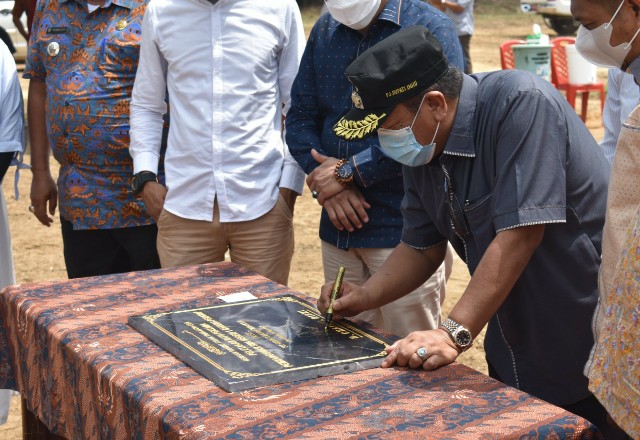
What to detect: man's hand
<box><xmin>30</xmin><ymin>170</ymin><xmax>58</xmax><ymax>227</ymax></box>
<box><xmin>381</xmin><ymin>328</ymin><xmax>460</xmax><ymax>370</ymax></box>
<box><xmin>140</xmin><ymin>181</ymin><xmax>167</xmax><ymax>221</ymax></box>
<box><xmin>279</xmin><ymin>187</ymin><xmax>298</xmax><ymax>214</ymax></box>
<box><xmin>323</xmin><ymin>187</ymin><xmax>370</xmax><ymax>232</ymax></box>
<box><xmin>306</xmin><ymin>149</ymin><xmax>346</xmax><ymax>204</ymax></box>
<box><xmin>317</xmin><ymin>278</ymin><xmax>374</xmax><ymax>320</ymax></box>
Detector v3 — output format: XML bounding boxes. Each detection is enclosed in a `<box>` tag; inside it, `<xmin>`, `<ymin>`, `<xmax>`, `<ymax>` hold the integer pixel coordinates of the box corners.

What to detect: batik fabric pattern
<box><xmin>24</xmin><ymin>0</ymin><xmax>152</xmax><ymax>230</ymax></box>
<box><xmin>586</xmin><ymin>207</ymin><xmax>640</xmax><ymax>439</ymax></box>
<box><xmin>0</xmin><ymin>263</ymin><xmax>602</xmax><ymax>439</ymax></box>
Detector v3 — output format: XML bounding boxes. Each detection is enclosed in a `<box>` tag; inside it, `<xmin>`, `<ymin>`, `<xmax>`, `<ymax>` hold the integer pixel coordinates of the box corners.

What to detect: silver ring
<box><xmin>28</xmin><ymin>205</ymin><xmax>35</xmax><ymax>213</ymax></box>
<box><xmin>311</xmin><ymin>190</ymin><xmax>319</xmax><ymax>199</ymax></box>
<box><xmin>416</xmin><ymin>347</ymin><xmax>428</xmax><ymax>361</ymax></box>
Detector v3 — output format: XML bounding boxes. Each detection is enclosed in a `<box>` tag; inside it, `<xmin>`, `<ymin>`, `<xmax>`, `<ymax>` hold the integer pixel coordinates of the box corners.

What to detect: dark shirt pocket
<box><xmin>462</xmin><ymin>192</ymin><xmax>495</xmax><ymax>273</ymax></box>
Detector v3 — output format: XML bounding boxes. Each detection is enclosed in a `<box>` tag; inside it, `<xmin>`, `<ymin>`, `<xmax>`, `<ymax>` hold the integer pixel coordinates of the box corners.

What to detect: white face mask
<box><xmin>575</xmin><ymin>0</ymin><xmax>640</xmax><ymax>68</ymax></box>
<box><xmin>325</xmin><ymin>0</ymin><xmax>382</xmax><ymax>30</ymax></box>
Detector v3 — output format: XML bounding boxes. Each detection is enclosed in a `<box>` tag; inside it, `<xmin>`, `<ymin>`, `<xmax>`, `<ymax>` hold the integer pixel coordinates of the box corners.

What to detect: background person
<box><xmin>599</xmin><ymin>68</ymin><xmax>640</xmax><ymax>166</ymax></box>
<box><xmin>286</xmin><ymin>0</ymin><xmax>463</xmax><ymax>337</ymax></box>
<box><xmin>0</xmin><ymin>39</ymin><xmax>24</xmax><ymax>426</ymax></box>
<box><xmin>12</xmin><ymin>0</ymin><xmax>37</xmax><ymax>42</ymax></box>
<box><xmin>430</xmin><ymin>0</ymin><xmax>474</xmax><ymax>73</ymax></box>
<box><xmin>571</xmin><ymin>0</ymin><xmax>640</xmax><ymax>436</ymax></box>
<box><xmin>322</xmin><ymin>26</ymin><xmax>613</xmax><ymax>434</ymax></box>
<box><xmin>25</xmin><ymin>0</ymin><xmax>161</xmax><ymax>279</ymax></box>
<box><xmin>130</xmin><ymin>0</ymin><xmax>305</xmax><ymax>286</ymax></box>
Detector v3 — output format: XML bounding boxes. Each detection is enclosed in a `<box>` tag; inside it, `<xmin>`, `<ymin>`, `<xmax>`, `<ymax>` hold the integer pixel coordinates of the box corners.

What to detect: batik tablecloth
<box><xmin>0</xmin><ymin>263</ymin><xmax>600</xmax><ymax>439</ymax></box>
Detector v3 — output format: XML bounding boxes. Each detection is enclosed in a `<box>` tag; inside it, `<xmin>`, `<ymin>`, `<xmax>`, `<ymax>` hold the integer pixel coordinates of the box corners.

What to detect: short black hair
<box><xmin>404</xmin><ymin>67</ymin><xmax>463</xmax><ymax>112</ymax></box>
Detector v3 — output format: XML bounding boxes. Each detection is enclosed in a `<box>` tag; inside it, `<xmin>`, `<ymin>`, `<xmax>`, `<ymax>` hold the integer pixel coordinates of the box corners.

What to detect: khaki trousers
<box><xmin>157</xmin><ymin>195</ymin><xmax>294</xmax><ymax>285</ymax></box>
<box><xmin>322</xmin><ymin>241</ymin><xmax>453</xmax><ymax>338</ymax></box>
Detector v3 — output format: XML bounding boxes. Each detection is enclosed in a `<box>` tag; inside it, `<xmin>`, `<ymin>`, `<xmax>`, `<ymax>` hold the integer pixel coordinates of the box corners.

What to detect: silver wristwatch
<box><xmin>441</xmin><ymin>318</ymin><xmax>473</xmax><ymax>351</ymax></box>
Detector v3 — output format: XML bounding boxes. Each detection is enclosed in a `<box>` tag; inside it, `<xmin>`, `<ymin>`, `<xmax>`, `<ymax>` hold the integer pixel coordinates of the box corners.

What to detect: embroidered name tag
<box><xmin>47</xmin><ymin>27</ymin><xmax>69</xmax><ymax>34</ymax></box>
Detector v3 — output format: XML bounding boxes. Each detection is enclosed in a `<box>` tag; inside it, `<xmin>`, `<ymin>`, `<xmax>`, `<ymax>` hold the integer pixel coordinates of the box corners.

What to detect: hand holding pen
<box><xmin>324</xmin><ymin>266</ymin><xmax>345</xmax><ymax>332</ymax></box>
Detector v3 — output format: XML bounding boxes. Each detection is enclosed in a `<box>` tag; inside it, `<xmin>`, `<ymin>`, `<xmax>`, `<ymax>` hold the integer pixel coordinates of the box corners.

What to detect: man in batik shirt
<box><xmin>25</xmin><ymin>0</ymin><xmax>161</xmax><ymax>278</ymax></box>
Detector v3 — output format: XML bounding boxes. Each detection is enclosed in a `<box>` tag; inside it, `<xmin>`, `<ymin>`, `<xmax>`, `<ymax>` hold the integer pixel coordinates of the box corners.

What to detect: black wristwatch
<box><xmin>131</xmin><ymin>171</ymin><xmax>157</xmax><ymax>195</ymax></box>
<box><xmin>335</xmin><ymin>159</ymin><xmax>354</xmax><ymax>185</ymax></box>
<box><xmin>441</xmin><ymin>318</ymin><xmax>473</xmax><ymax>351</ymax></box>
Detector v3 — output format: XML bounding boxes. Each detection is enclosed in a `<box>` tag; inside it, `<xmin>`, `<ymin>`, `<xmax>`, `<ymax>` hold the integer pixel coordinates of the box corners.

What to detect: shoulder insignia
<box><xmin>333</xmin><ymin>114</ymin><xmax>386</xmax><ymax>140</ymax></box>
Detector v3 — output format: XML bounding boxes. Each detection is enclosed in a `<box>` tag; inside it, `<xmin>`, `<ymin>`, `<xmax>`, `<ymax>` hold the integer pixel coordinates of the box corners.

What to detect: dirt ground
<box><xmin>0</xmin><ymin>7</ymin><xmax>607</xmax><ymax>439</ymax></box>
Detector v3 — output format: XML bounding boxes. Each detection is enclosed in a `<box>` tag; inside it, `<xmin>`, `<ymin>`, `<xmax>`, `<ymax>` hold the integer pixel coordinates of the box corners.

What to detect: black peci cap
<box><xmin>333</xmin><ymin>26</ymin><xmax>449</xmax><ymax>141</ymax></box>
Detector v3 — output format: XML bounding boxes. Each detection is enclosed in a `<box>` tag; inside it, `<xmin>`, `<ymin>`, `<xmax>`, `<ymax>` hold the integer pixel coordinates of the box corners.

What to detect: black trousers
<box><xmin>60</xmin><ymin>217</ymin><xmax>160</xmax><ymax>279</ymax></box>
<box><xmin>0</xmin><ymin>27</ymin><xmax>16</xmax><ymax>54</ymax></box>
<box><xmin>0</xmin><ymin>152</ymin><xmax>13</xmax><ymax>183</ymax></box>
<box><xmin>458</xmin><ymin>34</ymin><xmax>472</xmax><ymax>74</ymax></box>
<box><xmin>487</xmin><ymin>362</ymin><xmax>631</xmax><ymax>439</ymax></box>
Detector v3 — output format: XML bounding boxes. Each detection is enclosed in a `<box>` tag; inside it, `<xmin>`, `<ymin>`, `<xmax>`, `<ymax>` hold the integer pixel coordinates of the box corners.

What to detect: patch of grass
<box><xmin>475</xmin><ymin>0</ymin><xmax>521</xmax><ymax>15</ymax></box>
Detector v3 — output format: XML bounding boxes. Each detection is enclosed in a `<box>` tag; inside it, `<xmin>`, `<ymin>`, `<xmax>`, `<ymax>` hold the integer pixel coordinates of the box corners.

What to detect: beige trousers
<box><xmin>322</xmin><ymin>241</ymin><xmax>453</xmax><ymax>337</ymax></box>
<box><xmin>157</xmin><ymin>195</ymin><xmax>294</xmax><ymax>285</ymax></box>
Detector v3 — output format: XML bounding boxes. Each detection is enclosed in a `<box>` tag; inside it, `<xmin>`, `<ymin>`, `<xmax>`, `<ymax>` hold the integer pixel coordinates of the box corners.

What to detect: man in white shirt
<box><xmin>130</xmin><ymin>0</ymin><xmax>306</xmax><ymax>285</ymax></box>
<box><xmin>0</xmin><ymin>39</ymin><xmax>24</xmax><ymax>426</ymax></box>
<box><xmin>599</xmin><ymin>68</ymin><xmax>640</xmax><ymax>166</ymax></box>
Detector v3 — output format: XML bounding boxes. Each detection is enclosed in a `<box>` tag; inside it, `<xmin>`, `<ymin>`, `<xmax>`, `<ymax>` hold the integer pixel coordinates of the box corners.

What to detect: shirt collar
<box><xmin>442</xmin><ymin>74</ymin><xmax>476</xmax><ymax>158</ymax></box>
<box><xmin>377</xmin><ymin>0</ymin><xmax>403</xmax><ymax>26</ymax></box>
<box><xmin>60</xmin><ymin>0</ymin><xmax>137</xmax><ymax>10</ymax></box>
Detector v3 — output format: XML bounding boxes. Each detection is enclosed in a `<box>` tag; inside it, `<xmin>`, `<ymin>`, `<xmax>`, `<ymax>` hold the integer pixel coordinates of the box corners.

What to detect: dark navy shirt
<box><xmin>286</xmin><ymin>0</ymin><xmax>463</xmax><ymax>249</ymax></box>
<box><xmin>401</xmin><ymin>71</ymin><xmax>609</xmax><ymax>406</ymax></box>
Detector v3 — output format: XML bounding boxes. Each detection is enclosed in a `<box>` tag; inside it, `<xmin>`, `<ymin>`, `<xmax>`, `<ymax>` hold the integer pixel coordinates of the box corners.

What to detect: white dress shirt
<box><xmin>599</xmin><ymin>68</ymin><xmax>640</xmax><ymax>166</ymax></box>
<box><xmin>130</xmin><ymin>0</ymin><xmax>306</xmax><ymax>222</ymax></box>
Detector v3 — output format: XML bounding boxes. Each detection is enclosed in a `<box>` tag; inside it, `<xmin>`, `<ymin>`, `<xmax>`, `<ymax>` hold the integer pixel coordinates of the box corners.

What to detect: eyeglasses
<box><xmin>441</xmin><ymin>165</ymin><xmax>469</xmax><ymax>238</ymax></box>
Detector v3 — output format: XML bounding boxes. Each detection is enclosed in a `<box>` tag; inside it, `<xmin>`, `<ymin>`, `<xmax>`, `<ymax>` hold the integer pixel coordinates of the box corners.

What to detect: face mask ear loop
<box><xmin>430</xmin><ymin>122</ymin><xmax>440</xmax><ymax>145</ymax></box>
<box><xmin>605</xmin><ymin>0</ymin><xmax>626</xmax><ymax>30</ymax></box>
<box><xmin>410</xmin><ymin>93</ymin><xmax>428</xmax><ymax>128</ymax></box>
<box><xmin>624</xmin><ymin>26</ymin><xmax>640</xmax><ymax>50</ymax></box>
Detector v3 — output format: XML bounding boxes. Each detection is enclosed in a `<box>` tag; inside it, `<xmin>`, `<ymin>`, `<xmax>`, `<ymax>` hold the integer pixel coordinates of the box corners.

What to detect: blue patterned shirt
<box><xmin>286</xmin><ymin>0</ymin><xmax>463</xmax><ymax>249</ymax></box>
<box><xmin>24</xmin><ymin>0</ymin><xmax>156</xmax><ymax>230</ymax></box>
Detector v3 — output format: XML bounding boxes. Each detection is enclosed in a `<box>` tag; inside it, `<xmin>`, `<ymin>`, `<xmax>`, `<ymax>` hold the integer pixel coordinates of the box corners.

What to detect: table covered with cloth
<box><xmin>0</xmin><ymin>263</ymin><xmax>600</xmax><ymax>439</ymax></box>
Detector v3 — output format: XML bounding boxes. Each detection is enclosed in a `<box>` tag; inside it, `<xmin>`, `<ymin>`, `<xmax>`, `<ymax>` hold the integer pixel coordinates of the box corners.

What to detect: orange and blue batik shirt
<box><xmin>24</xmin><ymin>0</ymin><xmax>154</xmax><ymax>230</ymax></box>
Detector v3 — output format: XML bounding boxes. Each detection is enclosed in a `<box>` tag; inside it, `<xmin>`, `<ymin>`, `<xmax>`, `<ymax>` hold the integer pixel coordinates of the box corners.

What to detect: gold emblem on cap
<box><xmin>47</xmin><ymin>41</ymin><xmax>60</xmax><ymax>57</ymax></box>
<box><xmin>116</xmin><ymin>19</ymin><xmax>127</xmax><ymax>31</ymax></box>
<box><xmin>333</xmin><ymin>114</ymin><xmax>387</xmax><ymax>140</ymax></box>
<box><xmin>351</xmin><ymin>89</ymin><xmax>364</xmax><ymax>110</ymax></box>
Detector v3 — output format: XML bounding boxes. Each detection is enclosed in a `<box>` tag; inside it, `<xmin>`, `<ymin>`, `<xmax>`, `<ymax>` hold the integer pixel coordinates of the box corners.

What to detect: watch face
<box><xmin>131</xmin><ymin>176</ymin><xmax>140</xmax><ymax>191</ymax></box>
<box><xmin>338</xmin><ymin>163</ymin><xmax>353</xmax><ymax>179</ymax></box>
<box><xmin>455</xmin><ymin>329</ymin><xmax>473</xmax><ymax>348</ymax></box>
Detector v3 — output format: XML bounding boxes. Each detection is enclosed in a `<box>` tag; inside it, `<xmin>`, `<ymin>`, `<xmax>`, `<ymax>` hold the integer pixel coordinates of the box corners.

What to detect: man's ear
<box><xmin>425</xmin><ymin>91</ymin><xmax>448</xmax><ymax>121</ymax></box>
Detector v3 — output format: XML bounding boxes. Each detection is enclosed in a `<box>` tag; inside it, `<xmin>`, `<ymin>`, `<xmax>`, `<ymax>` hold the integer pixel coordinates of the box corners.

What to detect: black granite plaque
<box><xmin>128</xmin><ymin>294</ymin><xmax>397</xmax><ymax>392</ymax></box>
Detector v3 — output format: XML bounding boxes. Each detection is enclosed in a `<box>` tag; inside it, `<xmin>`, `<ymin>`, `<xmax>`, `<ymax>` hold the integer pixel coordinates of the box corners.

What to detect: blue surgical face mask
<box><xmin>377</xmin><ymin>95</ymin><xmax>439</xmax><ymax>167</ymax></box>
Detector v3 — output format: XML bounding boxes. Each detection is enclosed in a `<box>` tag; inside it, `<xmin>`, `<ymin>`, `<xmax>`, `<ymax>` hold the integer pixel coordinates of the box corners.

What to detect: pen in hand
<box><xmin>324</xmin><ymin>266</ymin><xmax>346</xmax><ymax>332</ymax></box>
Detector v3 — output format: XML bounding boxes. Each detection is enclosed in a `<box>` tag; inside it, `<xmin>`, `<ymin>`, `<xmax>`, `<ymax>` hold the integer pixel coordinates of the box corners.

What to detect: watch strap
<box><xmin>334</xmin><ymin>159</ymin><xmax>354</xmax><ymax>186</ymax></box>
<box><xmin>132</xmin><ymin>171</ymin><xmax>157</xmax><ymax>195</ymax></box>
<box><xmin>440</xmin><ymin>318</ymin><xmax>473</xmax><ymax>351</ymax></box>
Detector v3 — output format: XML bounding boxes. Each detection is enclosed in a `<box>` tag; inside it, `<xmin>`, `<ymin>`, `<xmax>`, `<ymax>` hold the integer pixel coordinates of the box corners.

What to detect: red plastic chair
<box><xmin>499</xmin><ymin>39</ymin><xmax>526</xmax><ymax>70</ymax></box>
<box><xmin>550</xmin><ymin>36</ymin><xmax>605</xmax><ymax>122</ymax></box>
